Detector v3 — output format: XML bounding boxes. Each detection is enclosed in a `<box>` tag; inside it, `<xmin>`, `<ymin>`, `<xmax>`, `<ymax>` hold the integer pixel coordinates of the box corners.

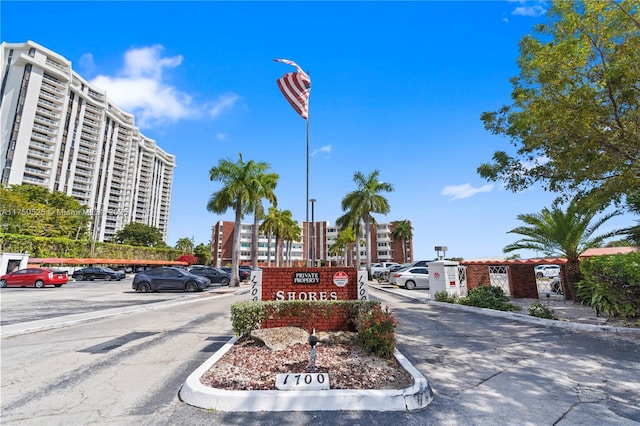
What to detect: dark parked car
<box><xmin>221</xmin><ymin>266</ymin><xmax>251</xmax><ymax>281</ymax></box>
<box><xmin>132</xmin><ymin>267</ymin><xmax>210</xmax><ymax>293</ymax></box>
<box><xmin>1</xmin><ymin>267</ymin><xmax>68</xmax><ymax>288</ymax></box>
<box><xmin>72</xmin><ymin>267</ymin><xmax>125</xmax><ymax>281</ymax></box>
<box><xmin>188</xmin><ymin>266</ymin><xmax>231</xmax><ymax>286</ymax></box>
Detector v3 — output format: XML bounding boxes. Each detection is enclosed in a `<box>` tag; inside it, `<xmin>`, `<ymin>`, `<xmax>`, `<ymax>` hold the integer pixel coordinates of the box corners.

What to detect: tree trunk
<box><xmin>564</xmin><ymin>258</ymin><xmax>582</xmax><ymax>302</ymax></box>
<box><xmin>231</xmin><ymin>206</ymin><xmax>242</xmax><ymax>287</ymax></box>
<box><xmin>251</xmin><ymin>212</ymin><xmax>259</xmax><ymax>270</ymax></box>
<box><xmin>365</xmin><ymin>216</ymin><xmax>372</xmax><ymax>280</ymax></box>
<box><xmin>266</xmin><ymin>234</ymin><xmax>272</xmax><ymax>267</ymax></box>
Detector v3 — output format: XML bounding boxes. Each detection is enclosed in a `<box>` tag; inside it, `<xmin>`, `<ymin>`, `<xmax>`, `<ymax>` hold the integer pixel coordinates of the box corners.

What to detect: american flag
<box><xmin>274</xmin><ymin>59</ymin><xmax>311</xmax><ymax>120</ymax></box>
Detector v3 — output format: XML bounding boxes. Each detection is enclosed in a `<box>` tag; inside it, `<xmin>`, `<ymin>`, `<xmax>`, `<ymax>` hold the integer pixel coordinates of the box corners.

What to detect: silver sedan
<box><xmin>390</xmin><ymin>267</ymin><xmax>429</xmax><ymax>290</ymax></box>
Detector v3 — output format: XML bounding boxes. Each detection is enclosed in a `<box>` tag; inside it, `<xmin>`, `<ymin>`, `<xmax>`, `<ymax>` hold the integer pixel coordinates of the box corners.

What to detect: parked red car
<box><xmin>0</xmin><ymin>267</ymin><xmax>68</xmax><ymax>288</ymax></box>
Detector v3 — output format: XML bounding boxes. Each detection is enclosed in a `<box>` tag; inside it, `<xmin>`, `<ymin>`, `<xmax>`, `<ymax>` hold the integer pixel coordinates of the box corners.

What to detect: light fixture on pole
<box><xmin>310</xmin><ymin>198</ymin><xmax>316</xmax><ymax>267</ymax></box>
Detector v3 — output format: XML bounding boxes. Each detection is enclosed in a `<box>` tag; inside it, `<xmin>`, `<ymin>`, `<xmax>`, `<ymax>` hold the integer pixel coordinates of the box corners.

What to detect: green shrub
<box><xmin>528</xmin><ymin>300</ymin><xmax>558</xmax><ymax>320</ymax></box>
<box><xmin>355</xmin><ymin>304</ymin><xmax>397</xmax><ymax>359</ymax></box>
<box><xmin>576</xmin><ymin>252</ymin><xmax>640</xmax><ymax>321</ymax></box>
<box><xmin>434</xmin><ymin>291</ymin><xmax>459</xmax><ymax>303</ymax></box>
<box><xmin>459</xmin><ymin>285</ymin><xmax>522</xmax><ymax>312</ymax></box>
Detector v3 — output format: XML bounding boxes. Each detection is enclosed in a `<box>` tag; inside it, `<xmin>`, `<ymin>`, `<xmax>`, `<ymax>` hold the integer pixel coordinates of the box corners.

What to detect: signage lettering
<box><xmin>293</xmin><ymin>272</ymin><xmax>320</xmax><ymax>284</ymax></box>
<box><xmin>275</xmin><ymin>290</ymin><xmax>338</xmax><ymax>301</ymax></box>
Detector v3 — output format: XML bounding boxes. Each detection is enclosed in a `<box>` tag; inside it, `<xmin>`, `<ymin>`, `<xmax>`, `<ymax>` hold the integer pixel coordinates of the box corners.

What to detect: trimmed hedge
<box><xmin>0</xmin><ymin>233</ymin><xmax>181</xmax><ymax>261</ymax></box>
<box><xmin>230</xmin><ymin>300</ymin><xmax>380</xmax><ymax>337</ymax></box>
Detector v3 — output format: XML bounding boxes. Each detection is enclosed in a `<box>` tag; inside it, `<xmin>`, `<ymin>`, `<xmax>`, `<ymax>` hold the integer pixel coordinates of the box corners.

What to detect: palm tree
<box><xmin>504</xmin><ymin>196</ymin><xmax>624</xmax><ymax>300</ymax></box>
<box><xmin>247</xmin><ymin>171</ymin><xmax>278</xmax><ymax>269</ymax></box>
<box><xmin>391</xmin><ymin>220</ymin><xmax>413</xmax><ymax>263</ymax></box>
<box><xmin>332</xmin><ymin>227</ymin><xmax>356</xmax><ymax>266</ymax></box>
<box><xmin>336</xmin><ymin>210</ymin><xmax>363</xmax><ymax>269</ymax></box>
<box><xmin>207</xmin><ymin>153</ymin><xmax>273</xmax><ymax>286</ymax></box>
<box><xmin>175</xmin><ymin>237</ymin><xmax>194</xmax><ymax>254</ymax></box>
<box><xmin>280</xmin><ymin>210</ymin><xmax>300</xmax><ymax>267</ymax></box>
<box><xmin>340</xmin><ymin>170</ymin><xmax>394</xmax><ymax>278</ymax></box>
<box><xmin>260</xmin><ymin>206</ymin><xmax>286</xmax><ymax>267</ymax></box>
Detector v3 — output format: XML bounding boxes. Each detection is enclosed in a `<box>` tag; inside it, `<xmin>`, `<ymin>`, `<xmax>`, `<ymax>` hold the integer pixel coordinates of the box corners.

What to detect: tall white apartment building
<box><xmin>0</xmin><ymin>41</ymin><xmax>176</xmax><ymax>242</ymax></box>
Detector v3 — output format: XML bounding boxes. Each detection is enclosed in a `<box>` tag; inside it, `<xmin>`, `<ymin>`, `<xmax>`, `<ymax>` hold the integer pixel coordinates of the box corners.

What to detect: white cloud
<box><xmin>510</xmin><ymin>1</ymin><xmax>547</xmax><ymax>17</ymax></box>
<box><xmin>208</xmin><ymin>93</ymin><xmax>240</xmax><ymax>118</ymax></box>
<box><xmin>88</xmin><ymin>45</ymin><xmax>236</xmax><ymax>128</ymax></box>
<box><xmin>441</xmin><ymin>183</ymin><xmax>494</xmax><ymax>201</ymax></box>
<box><xmin>311</xmin><ymin>145</ymin><xmax>332</xmax><ymax>157</ymax></box>
<box><xmin>216</xmin><ymin>133</ymin><xmax>226</xmax><ymax>141</ymax></box>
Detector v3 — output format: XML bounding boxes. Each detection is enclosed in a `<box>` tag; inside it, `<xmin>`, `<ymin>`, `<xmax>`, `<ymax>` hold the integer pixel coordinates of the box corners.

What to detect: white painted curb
<box><xmin>180</xmin><ymin>335</ymin><xmax>434</xmax><ymax>412</ymax></box>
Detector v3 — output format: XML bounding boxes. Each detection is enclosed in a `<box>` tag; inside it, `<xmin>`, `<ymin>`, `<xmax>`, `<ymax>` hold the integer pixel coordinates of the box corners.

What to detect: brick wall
<box><xmin>260</xmin><ymin>267</ymin><xmax>359</xmax><ymax>331</ymax></box>
<box><xmin>461</xmin><ymin>260</ymin><xmax>568</xmax><ymax>299</ymax></box>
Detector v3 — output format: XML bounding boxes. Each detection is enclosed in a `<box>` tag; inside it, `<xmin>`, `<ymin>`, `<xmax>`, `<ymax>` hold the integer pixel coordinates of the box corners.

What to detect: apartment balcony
<box><xmin>31</xmin><ymin>132</ymin><xmax>55</xmax><ymax>144</ymax></box>
<box><xmin>71</xmin><ymin>190</ymin><xmax>88</xmax><ymax>198</ymax></box>
<box><xmin>45</xmin><ymin>58</ymin><xmax>66</xmax><ymax>72</ymax></box>
<box><xmin>23</xmin><ymin>175</ymin><xmax>47</xmax><ymax>185</ymax></box>
<box><xmin>26</xmin><ymin>157</ymin><xmax>51</xmax><ymax>168</ymax></box>
<box><xmin>32</xmin><ymin>122</ymin><xmax>56</xmax><ymax>135</ymax></box>
<box><xmin>37</xmin><ymin>97</ymin><xmax>60</xmax><ymax>109</ymax></box>
<box><xmin>80</xmin><ymin>132</ymin><xmax>98</xmax><ymax>141</ymax></box>
<box><xmin>87</xmin><ymin>89</ymin><xmax>104</xmax><ymax>102</ymax></box>
<box><xmin>41</xmin><ymin>81</ymin><xmax>63</xmax><ymax>94</ymax></box>
<box><xmin>27</xmin><ymin>149</ymin><xmax>51</xmax><ymax>160</ymax></box>
<box><xmin>24</xmin><ymin>166</ymin><xmax>49</xmax><ymax>176</ymax></box>
<box><xmin>84</xmin><ymin>110</ymin><xmax>100</xmax><ymax>120</ymax></box>
<box><xmin>39</xmin><ymin>90</ymin><xmax>64</xmax><ymax>104</ymax></box>
<box><xmin>29</xmin><ymin>140</ymin><xmax>55</xmax><ymax>152</ymax></box>
<box><xmin>36</xmin><ymin>106</ymin><xmax>60</xmax><ymax>119</ymax></box>
<box><xmin>77</xmin><ymin>145</ymin><xmax>96</xmax><ymax>155</ymax></box>
<box><xmin>42</xmin><ymin>73</ymin><xmax>65</xmax><ymax>88</ymax></box>
<box><xmin>74</xmin><ymin>167</ymin><xmax>92</xmax><ymax>177</ymax></box>
<box><xmin>76</xmin><ymin>152</ymin><xmax>94</xmax><ymax>161</ymax></box>
<box><xmin>73</xmin><ymin>175</ymin><xmax>90</xmax><ymax>183</ymax></box>
<box><xmin>84</xmin><ymin>103</ymin><xmax>103</xmax><ymax>114</ymax></box>
<box><xmin>79</xmin><ymin>138</ymin><xmax>97</xmax><ymax>148</ymax></box>
<box><xmin>34</xmin><ymin>114</ymin><xmax>59</xmax><ymax>127</ymax></box>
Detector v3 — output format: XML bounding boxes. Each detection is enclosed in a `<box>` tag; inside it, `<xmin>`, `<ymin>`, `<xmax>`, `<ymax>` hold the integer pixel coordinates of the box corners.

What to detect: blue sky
<box><xmin>2</xmin><ymin>1</ymin><xmax>634</xmax><ymax>260</ymax></box>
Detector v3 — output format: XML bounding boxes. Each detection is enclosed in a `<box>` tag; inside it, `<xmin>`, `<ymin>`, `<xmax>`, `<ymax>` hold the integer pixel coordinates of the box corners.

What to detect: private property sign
<box><xmin>293</xmin><ymin>272</ymin><xmax>320</xmax><ymax>284</ymax></box>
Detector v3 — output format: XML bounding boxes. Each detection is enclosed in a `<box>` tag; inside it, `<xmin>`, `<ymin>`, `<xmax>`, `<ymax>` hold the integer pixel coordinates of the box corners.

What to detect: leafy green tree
<box><xmin>208</xmin><ymin>153</ymin><xmax>273</xmax><ymax>286</ymax></box>
<box><xmin>391</xmin><ymin>220</ymin><xmax>413</xmax><ymax>263</ymax></box>
<box><xmin>478</xmin><ymin>1</ymin><xmax>640</xmax><ymax>205</ymax></box>
<box><xmin>340</xmin><ymin>170</ymin><xmax>394</xmax><ymax>278</ymax></box>
<box><xmin>504</xmin><ymin>196</ymin><xmax>625</xmax><ymax>300</ymax></box>
<box><xmin>194</xmin><ymin>243</ymin><xmax>211</xmax><ymax>265</ymax></box>
<box><xmin>0</xmin><ymin>184</ymin><xmax>90</xmax><ymax>239</ymax></box>
<box><xmin>113</xmin><ymin>222</ymin><xmax>164</xmax><ymax>247</ymax></box>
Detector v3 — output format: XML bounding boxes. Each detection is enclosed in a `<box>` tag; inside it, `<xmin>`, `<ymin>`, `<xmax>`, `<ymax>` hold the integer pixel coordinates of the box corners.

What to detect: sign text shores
<box><xmin>293</xmin><ymin>272</ymin><xmax>320</xmax><ymax>284</ymax></box>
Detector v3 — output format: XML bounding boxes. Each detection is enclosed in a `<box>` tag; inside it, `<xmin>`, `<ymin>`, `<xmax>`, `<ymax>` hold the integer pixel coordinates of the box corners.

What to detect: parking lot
<box><xmin>0</xmin><ymin>275</ymin><xmax>229</xmax><ymax>326</ymax></box>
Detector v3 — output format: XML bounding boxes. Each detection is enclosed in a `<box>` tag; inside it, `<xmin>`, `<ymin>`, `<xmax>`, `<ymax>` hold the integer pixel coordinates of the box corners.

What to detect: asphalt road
<box><xmin>1</xmin><ymin>281</ymin><xmax>638</xmax><ymax>425</ymax></box>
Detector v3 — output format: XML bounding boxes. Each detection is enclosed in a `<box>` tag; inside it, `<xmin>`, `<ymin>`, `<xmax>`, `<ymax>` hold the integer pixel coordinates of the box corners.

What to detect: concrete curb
<box><xmin>180</xmin><ymin>335</ymin><xmax>434</xmax><ymax>412</ymax></box>
<box><xmin>371</xmin><ymin>284</ymin><xmax>640</xmax><ymax>336</ymax></box>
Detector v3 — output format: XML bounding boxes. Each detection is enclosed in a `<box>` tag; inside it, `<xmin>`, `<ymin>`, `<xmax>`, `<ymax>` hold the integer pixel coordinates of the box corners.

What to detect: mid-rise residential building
<box><xmin>0</xmin><ymin>41</ymin><xmax>175</xmax><ymax>242</ymax></box>
<box><xmin>210</xmin><ymin>219</ymin><xmax>413</xmax><ymax>267</ymax></box>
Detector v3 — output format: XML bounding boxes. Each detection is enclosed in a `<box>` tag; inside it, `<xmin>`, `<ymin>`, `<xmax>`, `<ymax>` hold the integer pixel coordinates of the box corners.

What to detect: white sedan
<box><xmin>389</xmin><ymin>267</ymin><xmax>429</xmax><ymax>290</ymax></box>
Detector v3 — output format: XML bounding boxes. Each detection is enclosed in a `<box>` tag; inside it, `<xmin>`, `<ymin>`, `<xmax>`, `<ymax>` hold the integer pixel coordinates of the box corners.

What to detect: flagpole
<box><xmin>306</xmin><ymin>109</ymin><xmax>310</xmax><ymax>267</ymax></box>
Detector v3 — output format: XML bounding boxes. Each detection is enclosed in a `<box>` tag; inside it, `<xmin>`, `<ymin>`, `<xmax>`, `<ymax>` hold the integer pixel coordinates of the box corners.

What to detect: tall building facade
<box><xmin>0</xmin><ymin>41</ymin><xmax>176</xmax><ymax>242</ymax></box>
<box><xmin>211</xmin><ymin>219</ymin><xmax>413</xmax><ymax>267</ymax></box>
